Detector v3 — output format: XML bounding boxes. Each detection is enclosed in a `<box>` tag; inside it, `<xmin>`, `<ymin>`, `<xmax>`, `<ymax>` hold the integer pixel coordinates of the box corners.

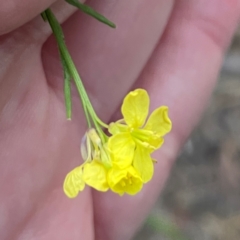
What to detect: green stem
<box><xmin>63</xmin><ymin>64</ymin><xmax>72</xmax><ymax>120</ymax></box>
<box><xmin>60</xmin><ymin>51</ymin><xmax>72</xmax><ymax>120</ymax></box>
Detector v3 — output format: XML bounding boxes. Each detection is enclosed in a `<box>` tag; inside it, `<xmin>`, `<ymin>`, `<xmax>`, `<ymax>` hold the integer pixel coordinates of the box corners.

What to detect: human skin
<box><xmin>0</xmin><ymin>0</ymin><xmax>239</xmax><ymax>239</ymax></box>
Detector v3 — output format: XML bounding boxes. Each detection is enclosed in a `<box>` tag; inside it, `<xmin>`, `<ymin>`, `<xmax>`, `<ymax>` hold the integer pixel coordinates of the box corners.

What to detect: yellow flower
<box><xmin>63</xmin><ymin>166</ymin><xmax>85</xmax><ymax>198</ymax></box>
<box><xmin>63</xmin><ymin>89</ymin><xmax>171</xmax><ymax>197</ymax></box>
<box><xmin>108</xmin><ymin>89</ymin><xmax>172</xmax><ymax>182</ymax></box>
<box><xmin>108</xmin><ymin>166</ymin><xmax>143</xmax><ymax>196</ymax></box>
<box><xmin>63</xmin><ymin>128</ymin><xmax>110</xmax><ymax>198</ymax></box>
<box><xmin>64</xmin><ymin>160</ymin><xmax>109</xmax><ymax>198</ymax></box>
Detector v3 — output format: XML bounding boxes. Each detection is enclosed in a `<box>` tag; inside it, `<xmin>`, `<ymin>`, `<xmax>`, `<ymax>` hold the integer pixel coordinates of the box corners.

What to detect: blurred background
<box><xmin>134</xmin><ymin>28</ymin><xmax>240</xmax><ymax>240</ymax></box>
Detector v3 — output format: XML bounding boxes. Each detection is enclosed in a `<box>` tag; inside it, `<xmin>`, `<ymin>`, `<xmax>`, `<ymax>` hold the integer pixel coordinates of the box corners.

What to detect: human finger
<box><xmin>0</xmin><ymin>0</ymin><xmax>59</xmax><ymax>35</ymax></box>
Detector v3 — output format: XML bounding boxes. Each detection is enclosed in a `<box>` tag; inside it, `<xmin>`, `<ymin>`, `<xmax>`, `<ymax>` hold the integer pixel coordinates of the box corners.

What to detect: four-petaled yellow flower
<box><xmin>108</xmin><ymin>166</ymin><xmax>143</xmax><ymax>196</ymax></box>
<box><xmin>108</xmin><ymin>89</ymin><xmax>172</xmax><ymax>183</ymax></box>
<box><xmin>64</xmin><ymin>160</ymin><xmax>109</xmax><ymax>198</ymax></box>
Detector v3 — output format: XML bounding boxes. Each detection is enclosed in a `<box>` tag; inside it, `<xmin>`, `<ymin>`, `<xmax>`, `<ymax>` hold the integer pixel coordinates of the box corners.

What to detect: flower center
<box><xmin>120</xmin><ymin>173</ymin><xmax>134</xmax><ymax>187</ymax></box>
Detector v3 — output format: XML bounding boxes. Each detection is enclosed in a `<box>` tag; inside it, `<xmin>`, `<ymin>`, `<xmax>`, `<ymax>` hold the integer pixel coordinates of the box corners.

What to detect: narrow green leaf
<box><xmin>44</xmin><ymin>9</ymin><xmax>72</xmax><ymax>120</ymax></box>
<box><xmin>66</xmin><ymin>0</ymin><xmax>116</xmax><ymax>28</ymax></box>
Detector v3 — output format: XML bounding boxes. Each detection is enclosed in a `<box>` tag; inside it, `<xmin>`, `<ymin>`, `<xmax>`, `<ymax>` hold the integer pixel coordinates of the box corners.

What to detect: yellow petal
<box><xmin>131</xmin><ymin>128</ymin><xmax>164</xmax><ymax>151</ymax></box>
<box><xmin>63</xmin><ymin>166</ymin><xmax>85</xmax><ymax>198</ymax></box>
<box><xmin>107</xmin><ymin>167</ymin><xmax>126</xmax><ymax>196</ymax></box>
<box><xmin>124</xmin><ymin>167</ymin><xmax>143</xmax><ymax>195</ymax></box>
<box><xmin>108</xmin><ymin>133</ymin><xmax>135</xmax><ymax>168</ymax></box>
<box><xmin>100</xmin><ymin>144</ymin><xmax>112</xmax><ymax>169</ymax></box>
<box><xmin>133</xmin><ymin>146</ymin><xmax>154</xmax><ymax>183</ymax></box>
<box><xmin>83</xmin><ymin>160</ymin><xmax>109</xmax><ymax>191</ymax></box>
<box><xmin>108</xmin><ymin>166</ymin><xmax>143</xmax><ymax>196</ymax></box>
<box><xmin>108</xmin><ymin>122</ymin><xmax>128</xmax><ymax>135</ymax></box>
<box><xmin>147</xmin><ymin>135</ymin><xmax>164</xmax><ymax>151</ymax></box>
<box><xmin>144</xmin><ymin>106</ymin><xmax>172</xmax><ymax>137</ymax></box>
<box><xmin>121</xmin><ymin>89</ymin><xmax>149</xmax><ymax>128</ymax></box>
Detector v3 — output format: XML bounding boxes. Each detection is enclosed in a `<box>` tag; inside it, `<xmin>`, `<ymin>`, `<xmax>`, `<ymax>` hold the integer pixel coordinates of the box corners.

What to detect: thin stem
<box><xmin>60</xmin><ymin>51</ymin><xmax>72</xmax><ymax>120</ymax></box>
<box><xmin>85</xmin><ymin>102</ymin><xmax>108</xmax><ymax>128</ymax></box>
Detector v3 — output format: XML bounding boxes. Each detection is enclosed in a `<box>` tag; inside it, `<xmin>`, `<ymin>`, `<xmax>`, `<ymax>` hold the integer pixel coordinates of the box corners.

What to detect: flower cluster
<box><xmin>63</xmin><ymin>89</ymin><xmax>172</xmax><ymax>198</ymax></box>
